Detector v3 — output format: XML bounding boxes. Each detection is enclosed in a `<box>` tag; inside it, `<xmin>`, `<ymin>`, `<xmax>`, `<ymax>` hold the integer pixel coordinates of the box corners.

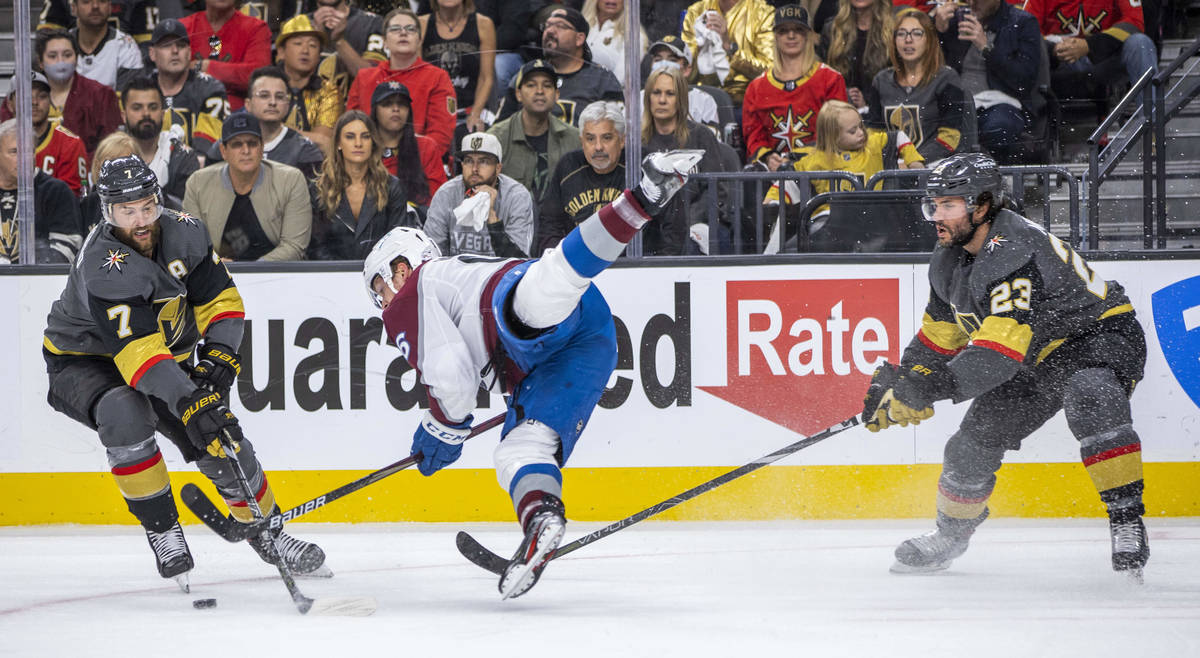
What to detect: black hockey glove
<box><xmin>191</xmin><ymin>342</ymin><xmax>241</xmax><ymax>398</ymax></box>
<box><xmin>177</xmin><ymin>389</ymin><xmax>244</xmax><ymax>458</ymax></box>
<box><xmin>862</xmin><ymin>362</ymin><xmax>954</xmax><ymax>432</ymax></box>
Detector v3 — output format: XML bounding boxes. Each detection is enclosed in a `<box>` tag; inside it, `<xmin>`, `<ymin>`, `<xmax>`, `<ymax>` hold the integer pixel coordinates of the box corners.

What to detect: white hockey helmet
<box><xmin>363</xmin><ymin>226</ymin><xmax>441</xmax><ymax>308</ymax></box>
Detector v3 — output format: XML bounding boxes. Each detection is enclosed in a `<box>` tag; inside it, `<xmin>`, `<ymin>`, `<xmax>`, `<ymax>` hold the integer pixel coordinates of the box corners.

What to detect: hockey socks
<box><xmin>559</xmin><ymin>191</ymin><xmax>649</xmax><ymax>278</ymax></box>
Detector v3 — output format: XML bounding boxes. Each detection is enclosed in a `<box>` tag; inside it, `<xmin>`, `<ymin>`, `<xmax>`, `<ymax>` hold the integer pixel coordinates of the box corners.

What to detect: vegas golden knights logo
<box><xmin>886</xmin><ymin>104</ymin><xmax>922</xmax><ymax>147</ymax></box>
<box><xmin>953</xmin><ymin>308</ymin><xmax>982</xmax><ymax>336</ymax></box>
<box><xmin>470</xmin><ymin>136</ymin><xmax>483</xmax><ymax>150</ymax></box>
<box><xmin>154</xmin><ymin>295</ymin><xmax>189</xmax><ymax>350</ymax></box>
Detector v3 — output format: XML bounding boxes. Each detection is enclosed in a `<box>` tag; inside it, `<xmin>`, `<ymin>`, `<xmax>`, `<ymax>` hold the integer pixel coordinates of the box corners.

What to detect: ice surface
<box><xmin>1</xmin><ymin>519</ymin><xmax>1197</xmax><ymax>657</ymax></box>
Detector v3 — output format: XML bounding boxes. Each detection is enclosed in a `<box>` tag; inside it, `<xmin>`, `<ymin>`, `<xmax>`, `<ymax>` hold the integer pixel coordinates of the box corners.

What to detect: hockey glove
<box><xmin>862</xmin><ymin>362</ymin><xmax>951</xmax><ymax>432</ymax></box>
<box><xmin>412</xmin><ymin>412</ymin><xmax>473</xmax><ymax>476</ymax></box>
<box><xmin>191</xmin><ymin>342</ymin><xmax>241</xmax><ymax>398</ymax></box>
<box><xmin>631</xmin><ymin>149</ymin><xmax>705</xmax><ymax>215</ymax></box>
<box><xmin>177</xmin><ymin>389</ymin><xmax>244</xmax><ymax>458</ymax></box>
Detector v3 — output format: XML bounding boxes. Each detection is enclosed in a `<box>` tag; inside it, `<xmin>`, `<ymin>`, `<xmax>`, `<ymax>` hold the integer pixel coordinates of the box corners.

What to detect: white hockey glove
<box><xmin>634</xmin><ymin>149</ymin><xmax>705</xmax><ymax>215</ymax></box>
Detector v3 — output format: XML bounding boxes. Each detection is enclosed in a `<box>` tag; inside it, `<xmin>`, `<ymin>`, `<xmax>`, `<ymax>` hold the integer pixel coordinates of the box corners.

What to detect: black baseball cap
<box><xmin>546</xmin><ymin>7</ymin><xmax>589</xmax><ymax>37</ymax></box>
<box><xmin>513</xmin><ymin>59</ymin><xmax>557</xmax><ymax>89</ymax></box>
<box><xmin>774</xmin><ymin>4</ymin><xmax>812</xmax><ymax>31</ymax></box>
<box><xmin>372</xmin><ymin>80</ymin><xmax>412</xmax><ymax>107</ymax></box>
<box><xmin>221</xmin><ymin>111</ymin><xmax>261</xmax><ymax>143</ymax></box>
<box><xmin>649</xmin><ymin>35</ymin><xmax>692</xmax><ymax>65</ymax></box>
<box><xmin>150</xmin><ymin>18</ymin><xmax>190</xmax><ymax>46</ymax></box>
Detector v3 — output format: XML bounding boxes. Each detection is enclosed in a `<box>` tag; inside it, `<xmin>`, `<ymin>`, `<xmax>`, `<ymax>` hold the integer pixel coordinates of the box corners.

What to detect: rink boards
<box><xmin>1</xmin><ymin>259</ymin><xmax>1198</xmax><ymax>525</ymax></box>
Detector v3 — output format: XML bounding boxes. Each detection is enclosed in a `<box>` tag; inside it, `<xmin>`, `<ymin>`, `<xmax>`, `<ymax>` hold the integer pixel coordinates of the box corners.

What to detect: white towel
<box><xmin>453</xmin><ymin>190</ymin><xmax>492</xmax><ymax>231</ymax></box>
<box><xmin>693</xmin><ymin>14</ymin><xmax>730</xmax><ymax>84</ymax></box>
<box><xmin>148</xmin><ymin>126</ymin><xmax>185</xmax><ymax>189</ymax></box>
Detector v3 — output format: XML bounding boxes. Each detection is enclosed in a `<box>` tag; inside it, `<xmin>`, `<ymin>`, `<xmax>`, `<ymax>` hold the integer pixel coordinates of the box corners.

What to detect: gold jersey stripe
<box><xmin>919</xmin><ymin>313</ymin><xmax>969</xmax><ymax>353</ymax></box>
<box><xmin>194</xmin><ymin>287</ymin><xmax>246</xmax><ymax>336</ymax></box>
<box><xmin>112</xmin><ymin>455</ymin><xmax>171</xmax><ymax>500</ymax></box>
<box><xmin>971</xmin><ymin>315</ymin><xmax>1033</xmax><ymax>360</ymax></box>
<box><xmin>937</xmin><ymin>489</ymin><xmax>989</xmax><ymax>520</ymax></box>
<box><xmin>113</xmin><ymin>334</ymin><xmax>174</xmax><ymax>387</ymax></box>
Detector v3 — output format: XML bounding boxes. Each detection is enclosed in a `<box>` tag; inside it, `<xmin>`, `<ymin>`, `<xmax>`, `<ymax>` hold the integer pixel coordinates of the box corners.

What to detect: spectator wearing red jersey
<box><xmin>346</xmin><ymin>7</ymin><xmax>457</xmax><ymax>161</ymax></box>
<box><xmin>2</xmin><ymin>30</ymin><xmax>122</xmax><ymax>163</ymax></box>
<box><xmin>3</xmin><ymin>73</ymin><xmax>88</xmax><ymax>196</ymax></box>
<box><xmin>1023</xmin><ymin>0</ymin><xmax>1156</xmax><ymax>99</ymax></box>
<box><xmin>371</xmin><ymin>81</ymin><xmax>444</xmax><ymax>206</ymax></box>
<box><xmin>742</xmin><ymin>5</ymin><xmax>848</xmax><ymax>169</ymax></box>
<box><xmin>181</xmin><ymin>0</ymin><xmax>272</xmax><ymax>109</ymax></box>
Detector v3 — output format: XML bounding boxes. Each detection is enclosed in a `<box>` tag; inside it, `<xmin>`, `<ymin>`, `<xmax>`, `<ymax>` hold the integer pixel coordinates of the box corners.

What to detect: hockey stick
<box><xmin>456</xmin><ymin>415</ymin><xmax>862</xmax><ymax>575</ymax></box>
<box><xmin>183</xmin><ymin>412</ymin><xmax>507</xmax><ymax>542</ymax></box>
<box><xmin>215</xmin><ymin>430</ymin><xmax>377</xmax><ymax>616</ymax></box>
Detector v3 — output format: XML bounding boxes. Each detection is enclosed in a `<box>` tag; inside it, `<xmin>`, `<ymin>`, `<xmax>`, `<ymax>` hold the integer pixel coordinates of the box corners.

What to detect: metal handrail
<box><xmin>689</xmin><ymin>169</ymin><xmax>865</xmax><ymax>255</ymax></box>
<box><xmin>1152</xmin><ymin>35</ymin><xmax>1200</xmax><ymax>248</ymax></box>
<box><xmin>866</xmin><ymin>165</ymin><xmax>1081</xmax><ymax>246</ymax></box>
<box><xmin>1087</xmin><ymin>68</ymin><xmax>1155</xmax><ymax>250</ymax></box>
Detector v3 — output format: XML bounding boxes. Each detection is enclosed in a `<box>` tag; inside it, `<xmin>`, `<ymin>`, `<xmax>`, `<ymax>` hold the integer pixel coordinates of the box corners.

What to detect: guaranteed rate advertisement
<box><xmin>3</xmin><ymin>260</ymin><xmax>1198</xmax><ymax>522</ymax></box>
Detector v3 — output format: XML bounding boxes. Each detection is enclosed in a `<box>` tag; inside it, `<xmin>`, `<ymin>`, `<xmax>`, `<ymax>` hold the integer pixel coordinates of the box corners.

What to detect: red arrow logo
<box><xmin>699</xmin><ymin>279</ymin><xmax>900</xmax><ymax>435</ymax></box>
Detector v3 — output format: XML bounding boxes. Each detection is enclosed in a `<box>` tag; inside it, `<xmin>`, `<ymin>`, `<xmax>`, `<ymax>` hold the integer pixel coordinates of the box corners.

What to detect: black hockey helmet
<box><xmin>97</xmin><ymin>155</ymin><xmax>162</xmax><ymax>224</ymax></box>
<box><xmin>921</xmin><ymin>153</ymin><xmax>1004</xmax><ymax>221</ymax></box>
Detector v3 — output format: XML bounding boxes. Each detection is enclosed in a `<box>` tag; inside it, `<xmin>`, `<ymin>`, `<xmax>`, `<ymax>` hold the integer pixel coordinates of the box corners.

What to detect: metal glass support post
<box><xmin>624</xmin><ymin>0</ymin><xmax>644</xmax><ymax>258</ymax></box>
<box><xmin>15</xmin><ymin>0</ymin><xmax>36</xmax><ymax>265</ymax></box>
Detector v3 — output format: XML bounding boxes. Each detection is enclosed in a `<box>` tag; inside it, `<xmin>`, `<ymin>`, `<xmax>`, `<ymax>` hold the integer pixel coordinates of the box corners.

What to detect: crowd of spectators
<box><xmin>0</xmin><ymin>0</ymin><xmax>1167</xmax><ymax>263</ymax></box>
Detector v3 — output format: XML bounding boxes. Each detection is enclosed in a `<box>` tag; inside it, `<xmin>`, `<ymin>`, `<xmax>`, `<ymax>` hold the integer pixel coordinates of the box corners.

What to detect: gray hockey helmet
<box><xmin>97</xmin><ymin>155</ymin><xmax>163</xmax><ymax>224</ymax></box>
<box><xmin>921</xmin><ymin>153</ymin><xmax>1004</xmax><ymax>221</ymax></box>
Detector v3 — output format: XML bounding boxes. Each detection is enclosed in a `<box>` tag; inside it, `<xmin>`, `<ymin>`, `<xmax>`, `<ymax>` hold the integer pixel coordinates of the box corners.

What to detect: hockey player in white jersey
<box><xmin>363</xmin><ymin>149</ymin><xmax>703</xmax><ymax>599</ymax></box>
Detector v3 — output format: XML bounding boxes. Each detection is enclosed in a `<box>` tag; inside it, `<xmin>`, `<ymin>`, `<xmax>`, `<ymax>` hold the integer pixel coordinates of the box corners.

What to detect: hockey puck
<box><xmin>192</xmin><ymin>598</ymin><xmax>217</xmax><ymax>609</ymax></box>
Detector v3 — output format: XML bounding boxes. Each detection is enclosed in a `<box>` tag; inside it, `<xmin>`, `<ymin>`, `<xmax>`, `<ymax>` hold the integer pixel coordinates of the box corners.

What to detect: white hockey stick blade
<box><xmin>307</xmin><ymin>596</ymin><xmax>378</xmax><ymax>617</ymax></box>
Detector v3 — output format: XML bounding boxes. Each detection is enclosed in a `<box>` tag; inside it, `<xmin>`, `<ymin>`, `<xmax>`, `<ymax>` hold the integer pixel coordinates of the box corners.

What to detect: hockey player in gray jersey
<box><xmin>861</xmin><ymin>153</ymin><xmax>1149</xmax><ymax>580</ymax></box>
<box><xmin>43</xmin><ymin>156</ymin><xmax>325</xmax><ymax>591</ymax></box>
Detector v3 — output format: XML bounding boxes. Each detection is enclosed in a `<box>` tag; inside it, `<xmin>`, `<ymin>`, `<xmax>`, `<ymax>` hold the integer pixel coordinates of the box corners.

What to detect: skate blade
<box><xmin>500</xmin><ymin>523</ymin><xmax>565</xmax><ymax>601</ymax></box>
<box><xmin>1118</xmin><ymin>567</ymin><xmax>1145</xmax><ymax>586</ymax></box>
<box><xmin>172</xmin><ymin>572</ymin><xmax>191</xmax><ymax>593</ymax></box>
<box><xmin>297</xmin><ymin>564</ymin><xmax>334</xmax><ymax>579</ymax></box>
<box><xmin>307</xmin><ymin>596</ymin><xmax>378</xmax><ymax>616</ymax></box>
<box><xmin>889</xmin><ymin>560</ymin><xmax>952</xmax><ymax>574</ymax></box>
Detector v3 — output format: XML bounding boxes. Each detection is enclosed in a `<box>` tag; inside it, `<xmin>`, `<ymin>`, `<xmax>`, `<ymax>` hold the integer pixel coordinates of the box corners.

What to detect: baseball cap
<box><xmin>774</xmin><ymin>4</ymin><xmax>812</xmax><ymax>31</ymax></box>
<box><xmin>649</xmin><ymin>35</ymin><xmax>692</xmax><ymax>65</ymax></box>
<box><xmin>276</xmin><ymin>14</ymin><xmax>328</xmax><ymax>51</ymax></box>
<box><xmin>150</xmin><ymin>18</ymin><xmax>190</xmax><ymax>46</ymax></box>
<box><xmin>458</xmin><ymin>132</ymin><xmax>502</xmax><ymax>161</ymax></box>
<box><xmin>221</xmin><ymin>111</ymin><xmax>262</xmax><ymax>144</ymax></box>
<box><xmin>372</xmin><ymin>80</ymin><xmax>412</xmax><ymax>107</ymax></box>
<box><xmin>513</xmin><ymin>59</ymin><xmax>557</xmax><ymax>89</ymax></box>
<box><xmin>4</xmin><ymin>72</ymin><xmax>51</xmax><ymax>97</ymax></box>
<box><xmin>547</xmin><ymin>7</ymin><xmax>589</xmax><ymax>36</ymax></box>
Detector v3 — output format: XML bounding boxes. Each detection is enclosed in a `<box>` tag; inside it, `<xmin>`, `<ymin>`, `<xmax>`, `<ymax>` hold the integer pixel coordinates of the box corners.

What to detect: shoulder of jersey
<box><xmin>116</xmin><ymin>30</ymin><xmax>138</xmax><ymax>46</ymax></box>
<box><xmin>52</xmin><ymin>123</ymin><xmax>81</xmax><ymax>140</ymax></box>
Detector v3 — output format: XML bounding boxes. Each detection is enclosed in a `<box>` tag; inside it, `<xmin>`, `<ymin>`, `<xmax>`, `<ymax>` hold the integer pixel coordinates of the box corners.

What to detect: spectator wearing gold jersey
<box><xmin>276</xmin><ymin>15</ymin><xmax>344</xmax><ymax>153</ymax></box>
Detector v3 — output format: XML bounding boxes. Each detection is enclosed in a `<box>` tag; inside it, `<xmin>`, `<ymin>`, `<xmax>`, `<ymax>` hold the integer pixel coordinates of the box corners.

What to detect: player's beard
<box><xmin>114</xmin><ymin>221</ymin><xmax>162</xmax><ymax>258</ymax></box>
<box><xmin>935</xmin><ymin>218</ymin><xmax>977</xmax><ymax>249</ymax></box>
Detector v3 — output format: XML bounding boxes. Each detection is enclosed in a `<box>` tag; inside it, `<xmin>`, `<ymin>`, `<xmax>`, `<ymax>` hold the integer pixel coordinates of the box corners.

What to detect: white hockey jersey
<box><xmin>381</xmin><ymin>256</ymin><xmax>524</xmax><ymax>424</ymax></box>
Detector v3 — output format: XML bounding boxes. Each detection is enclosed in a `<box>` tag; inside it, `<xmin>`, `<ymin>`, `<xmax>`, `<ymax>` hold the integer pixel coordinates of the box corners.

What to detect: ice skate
<box><xmin>891</xmin><ymin>528</ymin><xmax>971</xmax><ymax>574</ymax></box>
<box><xmin>248</xmin><ymin>525</ymin><xmax>331</xmax><ymax>578</ymax></box>
<box><xmin>1109</xmin><ymin>512</ymin><xmax>1149</xmax><ymax>584</ymax></box>
<box><xmin>499</xmin><ymin>496</ymin><xmax>566</xmax><ymax>600</ymax></box>
<box><xmin>145</xmin><ymin>522</ymin><xmax>194</xmax><ymax>593</ymax></box>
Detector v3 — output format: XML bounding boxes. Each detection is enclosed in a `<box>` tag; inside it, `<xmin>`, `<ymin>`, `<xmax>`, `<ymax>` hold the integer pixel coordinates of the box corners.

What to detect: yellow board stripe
<box><xmin>1</xmin><ymin>463</ymin><xmax>1196</xmax><ymax>526</ymax></box>
<box><xmin>194</xmin><ymin>286</ymin><xmax>245</xmax><ymax>336</ymax></box>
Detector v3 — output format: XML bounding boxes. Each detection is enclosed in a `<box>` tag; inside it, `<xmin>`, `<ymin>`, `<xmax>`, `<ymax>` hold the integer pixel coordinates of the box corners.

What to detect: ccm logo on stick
<box><xmin>701</xmin><ymin>279</ymin><xmax>900</xmax><ymax>434</ymax></box>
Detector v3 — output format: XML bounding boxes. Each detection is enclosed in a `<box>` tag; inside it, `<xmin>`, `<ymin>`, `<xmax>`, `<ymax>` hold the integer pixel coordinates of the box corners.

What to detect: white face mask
<box><xmin>43</xmin><ymin>61</ymin><xmax>75</xmax><ymax>83</ymax></box>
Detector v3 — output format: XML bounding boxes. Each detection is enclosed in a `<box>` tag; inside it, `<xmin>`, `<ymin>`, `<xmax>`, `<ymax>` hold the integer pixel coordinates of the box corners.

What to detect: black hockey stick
<box><xmin>183</xmin><ymin>412</ymin><xmax>507</xmax><ymax>542</ymax></box>
<box><xmin>456</xmin><ymin>415</ymin><xmax>862</xmax><ymax>575</ymax></box>
<box><xmin>214</xmin><ymin>430</ymin><xmax>377</xmax><ymax>616</ymax></box>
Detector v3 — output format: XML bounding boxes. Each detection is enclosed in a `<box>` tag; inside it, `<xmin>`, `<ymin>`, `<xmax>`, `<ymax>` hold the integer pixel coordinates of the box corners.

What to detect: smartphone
<box><xmin>955</xmin><ymin>5</ymin><xmax>972</xmax><ymax>21</ymax></box>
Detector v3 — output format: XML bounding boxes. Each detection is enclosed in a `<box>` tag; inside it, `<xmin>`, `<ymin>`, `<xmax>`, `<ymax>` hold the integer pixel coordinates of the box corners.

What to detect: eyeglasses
<box><xmin>252</xmin><ymin>91</ymin><xmax>290</xmax><ymax>103</ymax></box>
<box><xmin>895</xmin><ymin>29</ymin><xmax>926</xmax><ymax>41</ymax></box>
<box><xmin>386</xmin><ymin>24</ymin><xmax>420</xmax><ymax>34</ymax></box>
<box><xmin>543</xmin><ymin>19</ymin><xmax>577</xmax><ymax>32</ymax></box>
